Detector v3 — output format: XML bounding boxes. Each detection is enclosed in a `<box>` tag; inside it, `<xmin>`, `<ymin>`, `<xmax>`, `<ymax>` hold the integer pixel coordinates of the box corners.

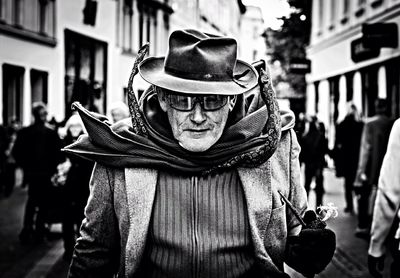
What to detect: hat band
<box><xmin>165</xmin><ymin>66</ymin><xmax>233</xmax><ymax>81</ymax></box>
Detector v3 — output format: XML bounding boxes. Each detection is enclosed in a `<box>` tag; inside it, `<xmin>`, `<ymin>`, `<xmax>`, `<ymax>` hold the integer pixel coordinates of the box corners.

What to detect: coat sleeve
<box><xmin>287</xmin><ymin>129</ymin><xmax>308</xmax><ymax>236</ymax></box>
<box><xmin>368</xmin><ymin>119</ymin><xmax>400</xmax><ymax>257</ymax></box>
<box><xmin>68</xmin><ymin>163</ymin><xmax>120</xmax><ymax>278</ymax></box>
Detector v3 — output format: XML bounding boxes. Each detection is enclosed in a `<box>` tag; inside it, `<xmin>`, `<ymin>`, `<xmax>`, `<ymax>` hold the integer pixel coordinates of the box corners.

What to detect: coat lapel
<box><xmin>124</xmin><ymin>168</ymin><xmax>158</xmax><ymax>277</ymax></box>
<box><xmin>238</xmin><ymin>161</ymin><xmax>282</xmax><ymax>274</ymax></box>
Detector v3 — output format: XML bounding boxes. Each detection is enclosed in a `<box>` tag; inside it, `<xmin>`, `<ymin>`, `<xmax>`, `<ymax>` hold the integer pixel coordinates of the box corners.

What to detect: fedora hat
<box><xmin>138</xmin><ymin>29</ymin><xmax>258</xmax><ymax>95</ymax></box>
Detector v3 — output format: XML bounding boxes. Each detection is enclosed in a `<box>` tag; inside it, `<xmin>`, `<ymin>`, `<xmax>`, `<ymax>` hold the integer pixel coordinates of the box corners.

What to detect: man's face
<box><xmin>35</xmin><ymin>107</ymin><xmax>48</xmax><ymax>123</ymax></box>
<box><xmin>111</xmin><ymin>109</ymin><xmax>127</xmax><ymax>123</ymax></box>
<box><xmin>157</xmin><ymin>89</ymin><xmax>236</xmax><ymax>152</ymax></box>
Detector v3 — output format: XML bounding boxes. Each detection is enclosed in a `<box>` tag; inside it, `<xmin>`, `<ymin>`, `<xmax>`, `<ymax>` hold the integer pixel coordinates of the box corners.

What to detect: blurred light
<box><xmin>242</xmin><ymin>0</ymin><xmax>291</xmax><ymax>29</ymax></box>
<box><xmin>300</xmin><ymin>14</ymin><xmax>306</xmax><ymax>21</ymax></box>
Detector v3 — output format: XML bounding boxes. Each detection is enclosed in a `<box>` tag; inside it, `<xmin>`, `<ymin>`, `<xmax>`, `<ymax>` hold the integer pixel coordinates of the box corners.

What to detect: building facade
<box><xmin>0</xmin><ymin>0</ymin><xmax>247</xmax><ymax>126</ymax></box>
<box><xmin>239</xmin><ymin>5</ymin><xmax>266</xmax><ymax>63</ymax></box>
<box><xmin>307</xmin><ymin>0</ymin><xmax>400</xmax><ymax>144</ymax></box>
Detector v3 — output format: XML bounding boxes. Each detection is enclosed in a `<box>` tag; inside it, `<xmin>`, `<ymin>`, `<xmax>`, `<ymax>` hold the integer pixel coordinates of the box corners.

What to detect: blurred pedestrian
<box><xmin>13</xmin><ymin>102</ymin><xmax>63</xmax><ymax>243</ymax></box>
<box><xmin>334</xmin><ymin>103</ymin><xmax>363</xmax><ymax>213</ymax></box>
<box><xmin>60</xmin><ymin>114</ymin><xmax>93</xmax><ymax>260</ymax></box>
<box><xmin>295</xmin><ymin>112</ymin><xmax>307</xmax><ymax>165</ymax></box>
<box><xmin>109</xmin><ymin>101</ymin><xmax>130</xmax><ymax>123</ymax></box>
<box><xmin>368</xmin><ymin>118</ymin><xmax>400</xmax><ymax>278</ymax></box>
<box><xmin>301</xmin><ymin>116</ymin><xmax>328</xmax><ymax>209</ymax></box>
<box><xmin>0</xmin><ymin>124</ymin><xmax>8</xmax><ymax>197</ymax></box>
<box><xmin>354</xmin><ymin>98</ymin><xmax>393</xmax><ymax>239</ymax></box>
<box><xmin>1</xmin><ymin>119</ymin><xmax>21</xmax><ymax>197</ymax></box>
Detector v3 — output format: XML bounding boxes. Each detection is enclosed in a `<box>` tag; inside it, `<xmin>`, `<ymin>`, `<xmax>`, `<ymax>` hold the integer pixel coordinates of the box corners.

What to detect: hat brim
<box><xmin>138</xmin><ymin>57</ymin><xmax>258</xmax><ymax>95</ymax></box>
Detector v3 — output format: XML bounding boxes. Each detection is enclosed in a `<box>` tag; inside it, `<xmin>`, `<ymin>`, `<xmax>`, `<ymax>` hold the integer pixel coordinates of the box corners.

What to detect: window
<box><xmin>341</xmin><ymin>0</ymin><xmax>350</xmax><ymax>24</ymax></box>
<box><xmin>65</xmin><ymin>30</ymin><xmax>107</xmax><ymax>118</ymax></box>
<box><xmin>0</xmin><ymin>0</ymin><xmax>56</xmax><ymax>45</ymax></box>
<box><xmin>371</xmin><ymin>0</ymin><xmax>384</xmax><ymax>8</ymax></box>
<box><xmin>317</xmin><ymin>0</ymin><xmax>324</xmax><ymax>35</ymax></box>
<box><xmin>30</xmin><ymin>69</ymin><xmax>48</xmax><ymax>104</ymax></box>
<box><xmin>329</xmin><ymin>0</ymin><xmax>336</xmax><ymax>30</ymax></box>
<box><xmin>2</xmin><ymin>64</ymin><xmax>25</xmax><ymax>124</ymax></box>
<box><xmin>343</xmin><ymin>0</ymin><xmax>349</xmax><ymax>14</ymax></box>
<box><xmin>118</xmin><ymin>0</ymin><xmax>171</xmax><ymax>54</ymax></box>
<box><xmin>356</xmin><ymin>0</ymin><xmax>366</xmax><ymax>16</ymax></box>
<box><xmin>13</xmin><ymin>0</ymin><xmax>23</xmax><ymax>26</ymax></box>
<box><xmin>121</xmin><ymin>0</ymin><xmax>134</xmax><ymax>52</ymax></box>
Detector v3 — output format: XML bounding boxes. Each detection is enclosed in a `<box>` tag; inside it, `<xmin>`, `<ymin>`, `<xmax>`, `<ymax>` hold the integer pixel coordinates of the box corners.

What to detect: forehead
<box><xmin>159</xmin><ymin>87</ymin><xmax>225</xmax><ymax>98</ymax></box>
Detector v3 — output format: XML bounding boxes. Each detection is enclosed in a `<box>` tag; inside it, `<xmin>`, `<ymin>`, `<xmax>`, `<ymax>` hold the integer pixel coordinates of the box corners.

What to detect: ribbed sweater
<box><xmin>138</xmin><ymin>169</ymin><xmax>261</xmax><ymax>278</ymax></box>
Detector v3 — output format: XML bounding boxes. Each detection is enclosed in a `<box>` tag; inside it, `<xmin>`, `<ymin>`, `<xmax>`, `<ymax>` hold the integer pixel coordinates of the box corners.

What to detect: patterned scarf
<box><xmin>63</xmin><ymin>44</ymin><xmax>282</xmax><ymax>174</ymax></box>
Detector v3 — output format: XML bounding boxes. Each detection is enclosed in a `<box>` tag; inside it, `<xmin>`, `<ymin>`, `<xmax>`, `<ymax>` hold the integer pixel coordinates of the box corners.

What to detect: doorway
<box><xmin>2</xmin><ymin>64</ymin><xmax>24</xmax><ymax>125</ymax></box>
<box><xmin>64</xmin><ymin>29</ymin><xmax>107</xmax><ymax>118</ymax></box>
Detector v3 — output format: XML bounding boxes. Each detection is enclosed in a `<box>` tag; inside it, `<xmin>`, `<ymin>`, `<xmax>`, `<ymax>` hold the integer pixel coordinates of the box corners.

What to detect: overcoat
<box><xmin>68</xmin><ymin>120</ymin><xmax>308</xmax><ymax>278</ymax></box>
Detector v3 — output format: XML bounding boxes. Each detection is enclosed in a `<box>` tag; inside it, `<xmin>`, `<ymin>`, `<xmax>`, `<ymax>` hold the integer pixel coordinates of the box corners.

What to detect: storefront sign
<box><xmin>351</xmin><ymin>37</ymin><xmax>380</xmax><ymax>62</ymax></box>
<box><xmin>362</xmin><ymin>23</ymin><xmax>398</xmax><ymax>48</ymax></box>
<box><xmin>289</xmin><ymin>58</ymin><xmax>311</xmax><ymax>74</ymax></box>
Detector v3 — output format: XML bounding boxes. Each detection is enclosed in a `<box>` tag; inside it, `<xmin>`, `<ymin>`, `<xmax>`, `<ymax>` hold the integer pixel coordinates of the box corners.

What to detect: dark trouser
<box><xmin>344</xmin><ymin>174</ymin><xmax>355</xmax><ymax>211</ymax></box>
<box><xmin>3</xmin><ymin>163</ymin><xmax>16</xmax><ymax>197</ymax></box>
<box><xmin>22</xmin><ymin>177</ymin><xmax>51</xmax><ymax>237</ymax></box>
<box><xmin>62</xmin><ymin>201</ymin><xmax>86</xmax><ymax>254</ymax></box>
<box><xmin>356</xmin><ymin>185</ymin><xmax>373</xmax><ymax>229</ymax></box>
<box><xmin>304</xmin><ymin>163</ymin><xmax>324</xmax><ymax>208</ymax></box>
<box><xmin>391</xmin><ymin>248</ymin><xmax>400</xmax><ymax>278</ymax></box>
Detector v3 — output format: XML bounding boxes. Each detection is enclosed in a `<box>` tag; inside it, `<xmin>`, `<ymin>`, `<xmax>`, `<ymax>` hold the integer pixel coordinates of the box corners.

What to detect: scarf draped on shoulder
<box><xmin>63</xmin><ymin>46</ymin><xmax>286</xmax><ymax>174</ymax></box>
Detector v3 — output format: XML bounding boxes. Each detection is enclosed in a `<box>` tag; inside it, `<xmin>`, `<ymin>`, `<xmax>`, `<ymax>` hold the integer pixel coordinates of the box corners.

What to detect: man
<box><xmin>301</xmin><ymin>116</ymin><xmax>328</xmax><ymax>209</ymax></box>
<box><xmin>368</xmin><ymin>118</ymin><xmax>400</xmax><ymax>278</ymax></box>
<box><xmin>334</xmin><ymin>103</ymin><xmax>363</xmax><ymax>213</ymax></box>
<box><xmin>13</xmin><ymin>102</ymin><xmax>63</xmax><ymax>242</ymax></box>
<box><xmin>354</xmin><ymin>99</ymin><xmax>393</xmax><ymax>238</ymax></box>
<box><xmin>65</xmin><ymin>29</ymin><xmax>335</xmax><ymax>277</ymax></box>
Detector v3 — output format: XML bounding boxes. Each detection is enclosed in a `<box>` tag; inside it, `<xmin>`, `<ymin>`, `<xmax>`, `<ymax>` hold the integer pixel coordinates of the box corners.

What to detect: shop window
<box><xmin>2</xmin><ymin>64</ymin><xmax>24</xmax><ymax>125</ymax></box>
<box><xmin>30</xmin><ymin>69</ymin><xmax>48</xmax><ymax>104</ymax></box>
<box><xmin>64</xmin><ymin>30</ymin><xmax>107</xmax><ymax>118</ymax></box>
<box><xmin>0</xmin><ymin>0</ymin><xmax>56</xmax><ymax>46</ymax></box>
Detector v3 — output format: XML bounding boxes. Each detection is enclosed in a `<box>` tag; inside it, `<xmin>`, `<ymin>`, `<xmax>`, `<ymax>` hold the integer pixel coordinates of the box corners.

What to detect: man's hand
<box><xmin>354</xmin><ymin>173</ymin><xmax>368</xmax><ymax>195</ymax></box>
<box><xmin>285</xmin><ymin>211</ymin><xmax>336</xmax><ymax>277</ymax></box>
<box><xmin>368</xmin><ymin>255</ymin><xmax>385</xmax><ymax>278</ymax></box>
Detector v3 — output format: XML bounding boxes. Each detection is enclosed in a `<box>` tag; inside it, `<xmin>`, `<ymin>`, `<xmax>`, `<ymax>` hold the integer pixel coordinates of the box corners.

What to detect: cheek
<box><xmin>167</xmin><ymin>109</ymin><xmax>185</xmax><ymax>136</ymax></box>
<box><xmin>209</xmin><ymin>107</ymin><xmax>230</xmax><ymax>130</ymax></box>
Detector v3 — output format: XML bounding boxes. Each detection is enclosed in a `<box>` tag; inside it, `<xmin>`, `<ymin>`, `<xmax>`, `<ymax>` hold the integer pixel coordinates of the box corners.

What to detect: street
<box><xmin>0</xmin><ymin>168</ymin><xmax>391</xmax><ymax>278</ymax></box>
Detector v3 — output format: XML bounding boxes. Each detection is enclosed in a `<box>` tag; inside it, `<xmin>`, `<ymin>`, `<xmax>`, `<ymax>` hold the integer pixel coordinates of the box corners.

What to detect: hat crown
<box><xmin>164</xmin><ymin>29</ymin><xmax>238</xmax><ymax>81</ymax></box>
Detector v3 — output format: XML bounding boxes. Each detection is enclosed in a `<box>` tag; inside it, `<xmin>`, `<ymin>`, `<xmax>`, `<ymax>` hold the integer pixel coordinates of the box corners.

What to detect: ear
<box><xmin>228</xmin><ymin>95</ymin><xmax>237</xmax><ymax>112</ymax></box>
<box><xmin>155</xmin><ymin>87</ymin><xmax>168</xmax><ymax>112</ymax></box>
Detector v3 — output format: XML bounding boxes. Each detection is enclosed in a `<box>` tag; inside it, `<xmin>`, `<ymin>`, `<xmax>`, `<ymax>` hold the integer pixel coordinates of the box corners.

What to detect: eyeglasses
<box><xmin>165</xmin><ymin>91</ymin><xmax>229</xmax><ymax>112</ymax></box>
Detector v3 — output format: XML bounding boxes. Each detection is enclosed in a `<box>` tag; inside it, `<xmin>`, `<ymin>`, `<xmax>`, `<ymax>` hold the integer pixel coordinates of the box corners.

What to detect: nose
<box><xmin>190</xmin><ymin>102</ymin><xmax>206</xmax><ymax>124</ymax></box>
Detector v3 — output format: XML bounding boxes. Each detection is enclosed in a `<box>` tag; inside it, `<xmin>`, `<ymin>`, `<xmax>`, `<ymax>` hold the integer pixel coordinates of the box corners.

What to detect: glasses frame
<box><xmin>164</xmin><ymin>90</ymin><xmax>229</xmax><ymax>112</ymax></box>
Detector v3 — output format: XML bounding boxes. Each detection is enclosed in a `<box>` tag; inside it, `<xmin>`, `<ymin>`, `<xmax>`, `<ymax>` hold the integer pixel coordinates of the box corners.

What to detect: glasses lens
<box><xmin>167</xmin><ymin>94</ymin><xmax>192</xmax><ymax>111</ymax></box>
<box><xmin>203</xmin><ymin>95</ymin><xmax>228</xmax><ymax>110</ymax></box>
<box><xmin>166</xmin><ymin>91</ymin><xmax>228</xmax><ymax>111</ymax></box>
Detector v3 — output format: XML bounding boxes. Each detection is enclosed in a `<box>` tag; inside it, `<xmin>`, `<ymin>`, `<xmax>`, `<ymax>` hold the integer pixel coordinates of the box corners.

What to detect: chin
<box><xmin>180</xmin><ymin>139</ymin><xmax>215</xmax><ymax>152</ymax></box>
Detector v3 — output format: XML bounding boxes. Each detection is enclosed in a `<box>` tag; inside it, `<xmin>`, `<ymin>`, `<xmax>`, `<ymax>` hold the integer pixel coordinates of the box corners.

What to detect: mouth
<box><xmin>186</xmin><ymin>129</ymin><xmax>209</xmax><ymax>138</ymax></box>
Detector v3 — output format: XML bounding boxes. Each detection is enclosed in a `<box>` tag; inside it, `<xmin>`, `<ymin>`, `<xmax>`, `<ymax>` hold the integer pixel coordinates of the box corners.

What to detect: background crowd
<box><xmin>295</xmin><ymin>98</ymin><xmax>399</xmax><ymax>277</ymax></box>
<box><xmin>0</xmin><ymin>101</ymin><xmax>130</xmax><ymax>261</ymax></box>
